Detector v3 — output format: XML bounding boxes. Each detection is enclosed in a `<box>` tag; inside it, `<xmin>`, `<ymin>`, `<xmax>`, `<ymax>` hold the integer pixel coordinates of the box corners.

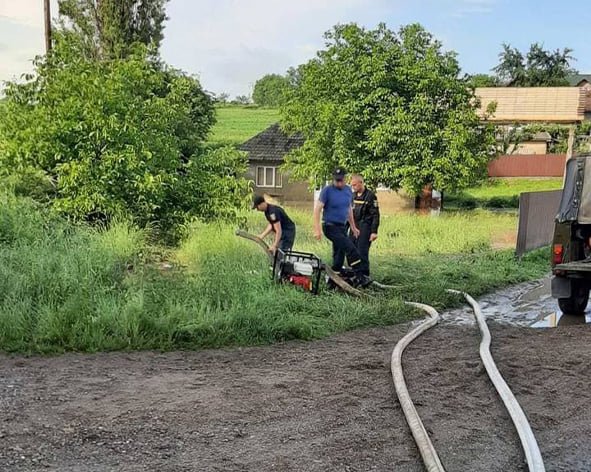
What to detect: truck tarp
<box><xmin>556</xmin><ymin>157</ymin><xmax>585</xmax><ymax>223</ymax></box>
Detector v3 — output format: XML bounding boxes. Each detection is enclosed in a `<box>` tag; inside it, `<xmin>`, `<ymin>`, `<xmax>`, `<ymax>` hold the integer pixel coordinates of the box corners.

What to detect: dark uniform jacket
<box><xmin>352</xmin><ymin>188</ymin><xmax>380</xmax><ymax>234</ymax></box>
<box><xmin>264</xmin><ymin>204</ymin><xmax>295</xmax><ymax>232</ymax></box>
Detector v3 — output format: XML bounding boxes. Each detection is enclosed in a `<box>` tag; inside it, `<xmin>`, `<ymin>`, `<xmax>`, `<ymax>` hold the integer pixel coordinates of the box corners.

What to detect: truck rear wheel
<box><xmin>558</xmin><ymin>281</ymin><xmax>589</xmax><ymax>316</ymax></box>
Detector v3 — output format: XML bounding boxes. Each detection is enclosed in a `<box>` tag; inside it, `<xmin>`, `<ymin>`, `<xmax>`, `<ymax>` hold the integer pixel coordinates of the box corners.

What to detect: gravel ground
<box><xmin>1</xmin><ymin>280</ymin><xmax>590</xmax><ymax>471</ymax></box>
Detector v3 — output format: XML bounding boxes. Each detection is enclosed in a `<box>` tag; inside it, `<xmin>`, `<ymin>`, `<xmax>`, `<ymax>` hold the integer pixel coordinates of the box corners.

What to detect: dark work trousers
<box><xmin>350</xmin><ymin>222</ymin><xmax>372</xmax><ymax>276</ymax></box>
<box><xmin>322</xmin><ymin>223</ymin><xmax>363</xmax><ymax>273</ymax></box>
<box><xmin>279</xmin><ymin>227</ymin><xmax>296</xmax><ymax>252</ymax></box>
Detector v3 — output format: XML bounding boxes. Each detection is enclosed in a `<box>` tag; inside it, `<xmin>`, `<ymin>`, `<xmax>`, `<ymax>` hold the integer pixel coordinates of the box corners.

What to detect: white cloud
<box><xmin>0</xmin><ymin>0</ymin><xmax>58</xmax><ymax>26</ymax></box>
<box><xmin>0</xmin><ymin>0</ymin><xmax>398</xmax><ymax>95</ymax></box>
<box><xmin>0</xmin><ymin>0</ymin><xmax>59</xmax><ymax>86</ymax></box>
<box><xmin>0</xmin><ymin>1</ymin><xmax>42</xmax><ymax>26</ymax></box>
<box><xmin>161</xmin><ymin>0</ymin><xmax>395</xmax><ymax>96</ymax></box>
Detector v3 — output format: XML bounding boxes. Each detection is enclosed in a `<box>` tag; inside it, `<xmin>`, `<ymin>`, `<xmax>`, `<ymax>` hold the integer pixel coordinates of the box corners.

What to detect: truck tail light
<box><xmin>553</xmin><ymin>244</ymin><xmax>564</xmax><ymax>265</ymax></box>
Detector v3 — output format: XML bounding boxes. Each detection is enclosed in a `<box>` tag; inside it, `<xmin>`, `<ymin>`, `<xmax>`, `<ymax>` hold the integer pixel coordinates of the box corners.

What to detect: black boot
<box><xmin>351</xmin><ymin>273</ymin><xmax>372</xmax><ymax>288</ymax></box>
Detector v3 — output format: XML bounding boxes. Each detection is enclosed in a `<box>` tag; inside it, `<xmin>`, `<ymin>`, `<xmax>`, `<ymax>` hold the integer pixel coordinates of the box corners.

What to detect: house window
<box><xmin>256</xmin><ymin>166</ymin><xmax>282</xmax><ymax>188</ymax></box>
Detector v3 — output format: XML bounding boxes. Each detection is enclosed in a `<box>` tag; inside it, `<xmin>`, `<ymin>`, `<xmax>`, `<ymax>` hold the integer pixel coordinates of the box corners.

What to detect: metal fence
<box><xmin>488</xmin><ymin>154</ymin><xmax>566</xmax><ymax>178</ymax></box>
<box><xmin>516</xmin><ymin>190</ymin><xmax>563</xmax><ymax>257</ymax></box>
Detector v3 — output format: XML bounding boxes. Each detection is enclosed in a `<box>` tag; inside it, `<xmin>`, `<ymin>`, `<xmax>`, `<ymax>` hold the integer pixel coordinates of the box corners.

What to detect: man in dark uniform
<box><xmin>254</xmin><ymin>195</ymin><xmax>296</xmax><ymax>253</ymax></box>
<box><xmin>350</xmin><ymin>174</ymin><xmax>380</xmax><ymax>276</ymax></box>
<box><xmin>313</xmin><ymin>168</ymin><xmax>371</xmax><ymax>287</ymax></box>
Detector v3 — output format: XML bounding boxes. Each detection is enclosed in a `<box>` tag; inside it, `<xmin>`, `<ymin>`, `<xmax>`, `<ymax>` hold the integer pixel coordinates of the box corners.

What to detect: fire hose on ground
<box><xmin>390</xmin><ymin>302</ymin><xmax>445</xmax><ymax>472</ymax></box>
<box><xmin>235</xmin><ymin>230</ymin><xmax>544</xmax><ymax>470</ymax></box>
<box><xmin>391</xmin><ymin>292</ymin><xmax>546</xmax><ymax>472</ymax></box>
<box><xmin>448</xmin><ymin>290</ymin><xmax>546</xmax><ymax>472</ymax></box>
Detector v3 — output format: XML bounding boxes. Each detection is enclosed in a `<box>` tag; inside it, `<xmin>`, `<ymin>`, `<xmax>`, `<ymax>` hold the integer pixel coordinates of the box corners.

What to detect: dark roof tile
<box><xmin>239</xmin><ymin>123</ymin><xmax>304</xmax><ymax>162</ymax></box>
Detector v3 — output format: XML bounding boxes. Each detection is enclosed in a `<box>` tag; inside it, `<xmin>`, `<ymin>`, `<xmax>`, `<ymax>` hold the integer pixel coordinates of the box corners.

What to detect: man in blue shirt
<box><xmin>314</xmin><ymin>168</ymin><xmax>370</xmax><ymax>287</ymax></box>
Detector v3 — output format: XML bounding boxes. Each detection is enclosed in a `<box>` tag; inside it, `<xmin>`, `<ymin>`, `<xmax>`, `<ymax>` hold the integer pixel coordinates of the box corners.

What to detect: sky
<box><xmin>1</xmin><ymin>0</ymin><xmax>590</xmax><ymax>97</ymax></box>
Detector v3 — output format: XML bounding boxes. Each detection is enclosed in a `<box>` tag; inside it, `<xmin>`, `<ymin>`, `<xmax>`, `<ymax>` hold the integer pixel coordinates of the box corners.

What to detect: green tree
<box><xmin>233</xmin><ymin>95</ymin><xmax>251</xmax><ymax>105</ymax></box>
<box><xmin>0</xmin><ymin>40</ymin><xmax>249</xmax><ymax>230</ymax></box>
<box><xmin>493</xmin><ymin>43</ymin><xmax>576</xmax><ymax>86</ymax></box>
<box><xmin>58</xmin><ymin>0</ymin><xmax>169</xmax><ymax>59</ymax></box>
<box><xmin>213</xmin><ymin>92</ymin><xmax>230</xmax><ymax>104</ymax></box>
<box><xmin>252</xmin><ymin>74</ymin><xmax>290</xmax><ymax>107</ymax></box>
<box><xmin>281</xmin><ymin>23</ymin><xmax>495</xmax><ymax>195</ymax></box>
<box><xmin>468</xmin><ymin>73</ymin><xmax>499</xmax><ymax>88</ymax></box>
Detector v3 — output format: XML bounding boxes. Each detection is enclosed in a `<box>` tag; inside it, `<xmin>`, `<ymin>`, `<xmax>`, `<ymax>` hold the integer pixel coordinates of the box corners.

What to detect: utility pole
<box><xmin>44</xmin><ymin>0</ymin><xmax>52</xmax><ymax>53</ymax></box>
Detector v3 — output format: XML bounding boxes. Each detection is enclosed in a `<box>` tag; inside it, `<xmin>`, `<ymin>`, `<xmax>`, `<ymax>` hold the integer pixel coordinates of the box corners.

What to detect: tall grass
<box><xmin>242</xmin><ymin>208</ymin><xmax>517</xmax><ymax>256</ymax></box>
<box><xmin>0</xmin><ymin>194</ymin><xmax>548</xmax><ymax>353</ymax></box>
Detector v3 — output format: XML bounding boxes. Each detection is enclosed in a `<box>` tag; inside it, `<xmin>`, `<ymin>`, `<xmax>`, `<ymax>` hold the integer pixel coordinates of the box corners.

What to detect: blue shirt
<box><xmin>319</xmin><ymin>185</ymin><xmax>353</xmax><ymax>225</ymax></box>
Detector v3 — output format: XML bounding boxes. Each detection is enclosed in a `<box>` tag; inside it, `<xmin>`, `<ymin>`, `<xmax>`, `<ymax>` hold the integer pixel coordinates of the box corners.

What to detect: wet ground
<box><xmin>1</xmin><ymin>279</ymin><xmax>590</xmax><ymax>471</ymax></box>
<box><xmin>444</xmin><ymin>276</ymin><xmax>591</xmax><ymax>327</ymax></box>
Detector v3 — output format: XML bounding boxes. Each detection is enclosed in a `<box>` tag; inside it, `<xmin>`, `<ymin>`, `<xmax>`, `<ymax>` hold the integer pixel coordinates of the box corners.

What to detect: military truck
<box><xmin>552</xmin><ymin>154</ymin><xmax>591</xmax><ymax>315</ymax></box>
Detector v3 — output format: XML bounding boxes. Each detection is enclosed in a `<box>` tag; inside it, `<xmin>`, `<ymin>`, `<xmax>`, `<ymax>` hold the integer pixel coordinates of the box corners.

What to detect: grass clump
<box><xmin>0</xmin><ymin>196</ymin><xmax>145</xmax><ymax>352</ymax></box>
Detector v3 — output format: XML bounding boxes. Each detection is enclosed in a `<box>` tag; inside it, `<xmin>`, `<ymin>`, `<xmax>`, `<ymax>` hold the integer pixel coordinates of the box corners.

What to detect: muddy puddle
<box><xmin>531</xmin><ymin>311</ymin><xmax>591</xmax><ymax>327</ymax></box>
<box><xmin>442</xmin><ymin>276</ymin><xmax>591</xmax><ymax>328</ymax></box>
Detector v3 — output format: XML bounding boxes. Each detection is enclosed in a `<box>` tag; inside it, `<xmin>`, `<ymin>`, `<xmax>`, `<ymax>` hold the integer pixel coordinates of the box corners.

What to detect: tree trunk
<box><xmin>415</xmin><ymin>184</ymin><xmax>433</xmax><ymax>214</ymax></box>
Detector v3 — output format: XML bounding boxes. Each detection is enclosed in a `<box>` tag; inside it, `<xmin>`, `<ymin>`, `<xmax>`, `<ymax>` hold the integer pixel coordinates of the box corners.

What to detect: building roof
<box><xmin>495</xmin><ymin>130</ymin><xmax>551</xmax><ymax>142</ymax></box>
<box><xmin>527</xmin><ymin>131</ymin><xmax>553</xmax><ymax>142</ymax></box>
<box><xmin>567</xmin><ymin>74</ymin><xmax>591</xmax><ymax>86</ymax></box>
<box><xmin>239</xmin><ymin>123</ymin><xmax>304</xmax><ymax>162</ymax></box>
<box><xmin>476</xmin><ymin>87</ymin><xmax>586</xmax><ymax>123</ymax></box>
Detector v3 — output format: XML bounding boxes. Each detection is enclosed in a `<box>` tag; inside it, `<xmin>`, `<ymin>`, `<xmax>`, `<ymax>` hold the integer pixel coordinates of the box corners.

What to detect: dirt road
<box><xmin>1</xmin><ymin>320</ymin><xmax>590</xmax><ymax>472</ymax></box>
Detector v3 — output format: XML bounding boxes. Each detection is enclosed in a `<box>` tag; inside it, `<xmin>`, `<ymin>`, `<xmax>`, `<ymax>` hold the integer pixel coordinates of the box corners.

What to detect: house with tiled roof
<box><xmin>475</xmin><ymin>87</ymin><xmax>590</xmax><ymax>177</ymax></box>
<box><xmin>476</xmin><ymin>87</ymin><xmax>587</xmax><ymax>123</ymax></box>
<box><xmin>239</xmin><ymin>123</ymin><xmax>312</xmax><ymax>204</ymax></box>
<box><xmin>240</xmin><ymin>123</ymin><xmax>414</xmax><ymax>210</ymax></box>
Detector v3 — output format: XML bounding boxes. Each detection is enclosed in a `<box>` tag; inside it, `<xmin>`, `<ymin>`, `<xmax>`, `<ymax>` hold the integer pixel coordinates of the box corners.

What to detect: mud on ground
<box><xmin>1</xmin><ymin>323</ymin><xmax>590</xmax><ymax>472</ymax></box>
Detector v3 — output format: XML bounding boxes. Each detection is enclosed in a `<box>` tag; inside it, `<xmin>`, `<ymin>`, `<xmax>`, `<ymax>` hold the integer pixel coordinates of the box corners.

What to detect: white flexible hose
<box><xmin>371</xmin><ymin>281</ymin><xmax>399</xmax><ymax>290</ymax></box>
<box><xmin>391</xmin><ymin>302</ymin><xmax>446</xmax><ymax>472</ymax></box>
<box><xmin>447</xmin><ymin>290</ymin><xmax>546</xmax><ymax>472</ymax></box>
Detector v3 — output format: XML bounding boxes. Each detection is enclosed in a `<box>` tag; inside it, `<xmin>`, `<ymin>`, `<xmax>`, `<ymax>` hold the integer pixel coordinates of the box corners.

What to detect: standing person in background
<box><xmin>313</xmin><ymin>168</ymin><xmax>371</xmax><ymax>287</ymax></box>
<box><xmin>350</xmin><ymin>174</ymin><xmax>380</xmax><ymax>276</ymax></box>
<box><xmin>254</xmin><ymin>195</ymin><xmax>296</xmax><ymax>253</ymax></box>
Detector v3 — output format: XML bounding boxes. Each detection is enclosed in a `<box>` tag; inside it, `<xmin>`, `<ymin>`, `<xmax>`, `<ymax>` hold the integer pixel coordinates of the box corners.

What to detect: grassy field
<box><xmin>0</xmin><ymin>193</ymin><xmax>549</xmax><ymax>353</ymax></box>
<box><xmin>464</xmin><ymin>178</ymin><xmax>563</xmax><ymax>198</ymax></box>
<box><xmin>209</xmin><ymin>106</ymin><xmax>280</xmax><ymax>146</ymax></box>
<box><xmin>447</xmin><ymin>177</ymin><xmax>563</xmax><ymax>209</ymax></box>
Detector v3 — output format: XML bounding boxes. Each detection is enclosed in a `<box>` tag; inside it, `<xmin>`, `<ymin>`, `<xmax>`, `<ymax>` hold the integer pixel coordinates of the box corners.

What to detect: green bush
<box><xmin>252</xmin><ymin>74</ymin><xmax>291</xmax><ymax>107</ymax></box>
<box><xmin>0</xmin><ymin>40</ymin><xmax>249</xmax><ymax>231</ymax></box>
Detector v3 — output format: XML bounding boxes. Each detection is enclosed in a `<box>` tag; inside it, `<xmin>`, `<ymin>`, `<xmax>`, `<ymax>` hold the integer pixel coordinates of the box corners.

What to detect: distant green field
<box><xmin>209</xmin><ymin>106</ymin><xmax>280</xmax><ymax>146</ymax></box>
<box><xmin>447</xmin><ymin>178</ymin><xmax>563</xmax><ymax>209</ymax></box>
<box><xmin>465</xmin><ymin>178</ymin><xmax>563</xmax><ymax>198</ymax></box>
